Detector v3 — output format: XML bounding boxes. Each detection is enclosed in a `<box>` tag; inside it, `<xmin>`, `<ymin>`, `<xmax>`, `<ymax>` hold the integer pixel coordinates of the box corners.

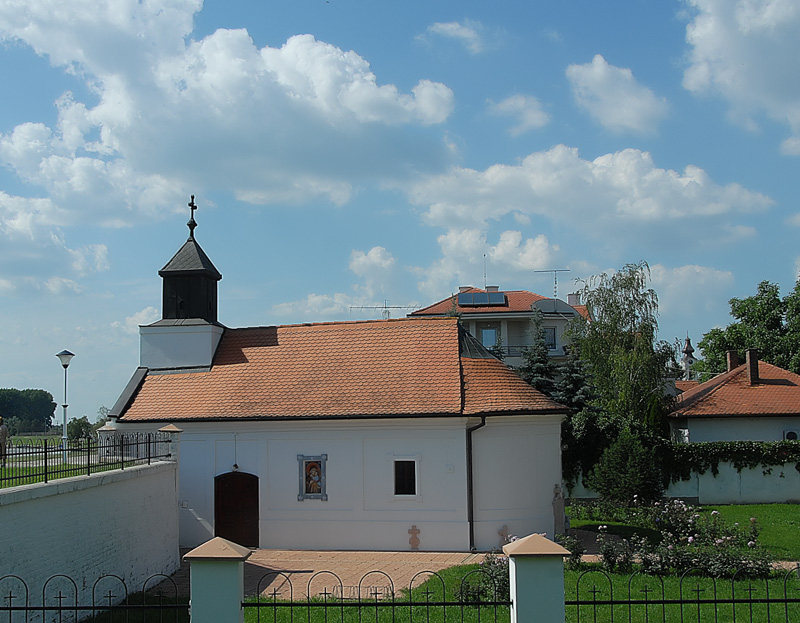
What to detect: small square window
<box><xmin>394</xmin><ymin>460</ymin><xmax>416</xmax><ymax>496</ymax></box>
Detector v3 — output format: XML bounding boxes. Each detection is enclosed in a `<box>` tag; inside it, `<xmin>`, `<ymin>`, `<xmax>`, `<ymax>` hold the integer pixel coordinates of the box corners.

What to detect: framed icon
<box><xmin>298</xmin><ymin>454</ymin><xmax>327</xmax><ymax>501</ymax></box>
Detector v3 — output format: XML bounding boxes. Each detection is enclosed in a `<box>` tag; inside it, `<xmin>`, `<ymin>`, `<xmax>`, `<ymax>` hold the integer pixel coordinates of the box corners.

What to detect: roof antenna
<box><xmin>534</xmin><ymin>269</ymin><xmax>570</xmax><ymax>299</ymax></box>
<box><xmin>483</xmin><ymin>253</ymin><xmax>487</xmax><ymax>289</ymax></box>
<box><xmin>187</xmin><ymin>195</ymin><xmax>198</xmax><ymax>240</ymax></box>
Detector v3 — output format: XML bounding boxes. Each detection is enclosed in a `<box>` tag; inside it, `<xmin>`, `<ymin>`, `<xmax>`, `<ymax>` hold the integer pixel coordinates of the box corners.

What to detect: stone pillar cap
<box><xmin>183</xmin><ymin>537</ymin><xmax>252</xmax><ymax>562</ymax></box>
<box><xmin>502</xmin><ymin>533</ymin><xmax>570</xmax><ymax>557</ymax></box>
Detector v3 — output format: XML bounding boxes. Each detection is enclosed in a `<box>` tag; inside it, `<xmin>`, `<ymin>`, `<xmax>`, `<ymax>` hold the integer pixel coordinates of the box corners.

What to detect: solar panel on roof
<box><xmin>457</xmin><ymin>292</ymin><xmax>474</xmax><ymax>306</ymax></box>
<box><xmin>488</xmin><ymin>292</ymin><xmax>506</xmax><ymax>305</ymax></box>
<box><xmin>473</xmin><ymin>292</ymin><xmax>490</xmax><ymax>305</ymax></box>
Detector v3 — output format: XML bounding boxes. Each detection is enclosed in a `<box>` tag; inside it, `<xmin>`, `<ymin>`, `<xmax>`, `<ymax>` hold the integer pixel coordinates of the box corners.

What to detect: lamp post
<box><xmin>55</xmin><ymin>350</ymin><xmax>74</xmax><ymax>464</ymax></box>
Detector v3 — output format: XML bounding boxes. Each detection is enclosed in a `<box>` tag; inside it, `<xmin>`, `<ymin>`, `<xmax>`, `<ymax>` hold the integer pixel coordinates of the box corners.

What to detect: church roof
<box><xmin>115</xmin><ymin>317</ymin><xmax>566</xmax><ymax>422</ymax></box>
<box><xmin>159</xmin><ymin>238</ymin><xmax>222</xmax><ymax>279</ymax></box>
<box><xmin>669</xmin><ymin>360</ymin><xmax>800</xmax><ymax>419</ymax></box>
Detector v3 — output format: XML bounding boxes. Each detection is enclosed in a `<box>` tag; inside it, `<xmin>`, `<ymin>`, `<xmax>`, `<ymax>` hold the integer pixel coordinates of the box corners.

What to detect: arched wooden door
<box><xmin>214</xmin><ymin>471</ymin><xmax>259</xmax><ymax>547</ymax></box>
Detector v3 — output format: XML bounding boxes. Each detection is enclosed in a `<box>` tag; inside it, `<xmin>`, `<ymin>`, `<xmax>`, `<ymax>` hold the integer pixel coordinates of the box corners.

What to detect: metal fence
<box><xmin>0</xmin><ymin>573</ymin><xmax>188</xmax><ymax>622</ymax></box>
<box><xmin>0</xmin><ymin>432</ymin><xmax>172</xmax><ymax>489</ymax></box>
<box><xmin>243</xmin><ymin>568</ymin><xmax>511</xmax><ymax>622</ymax></box>
<box><xmin>566</xmin><ymin>566</ymin><xmax>800</xmax><ymax>622</ymax></box>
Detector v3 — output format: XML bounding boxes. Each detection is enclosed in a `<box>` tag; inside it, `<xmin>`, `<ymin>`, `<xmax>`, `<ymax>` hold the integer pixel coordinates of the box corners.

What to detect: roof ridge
<box><xmin>224</xmin><ymin>317</ymin><xmax>455</xmax><ymax>332</ymax></box>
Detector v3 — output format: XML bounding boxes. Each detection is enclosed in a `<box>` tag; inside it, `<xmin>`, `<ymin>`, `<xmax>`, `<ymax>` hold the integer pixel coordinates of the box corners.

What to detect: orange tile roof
<box><xmin>411</xmin><ymin>287</ymin><xmax>590</xmax><ymax>320</ymax></box>
<box><xmin>675</xmin><ymin>380</ymin><xmax>700</xmax><ymax>394</ymax></box>
<box><xmin>669</xmin><ymin>361</ymin><xmax>800</xmax><ymax>418</ymax></box>
<box><xmin>412</xmin><ymin>288</ymin><xmax>548</xmax><ymax>316</ymax></box>
<box><xmin>118</xmin><ymin>317</ymin><xmax>566</xmax><ymax>422</ymax></box>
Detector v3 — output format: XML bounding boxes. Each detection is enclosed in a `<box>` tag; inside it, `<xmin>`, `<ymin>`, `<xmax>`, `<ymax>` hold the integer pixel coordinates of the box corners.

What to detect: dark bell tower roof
<box><xmin>159</xmin><ymin>238</ymin><xmax>222</xmax><ymax>279</ymax></box>
<box><xmin>158</xmin><ymin>196</ymin><xmax>222</xmax><ymax>323</ymax></box>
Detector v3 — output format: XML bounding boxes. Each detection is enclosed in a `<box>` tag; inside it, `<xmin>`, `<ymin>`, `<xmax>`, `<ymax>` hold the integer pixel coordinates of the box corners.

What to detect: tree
<box><xmin>67</xmin><ymin>416</ymin><xmax>93</xmax><ymax>441</ymax></box>
<box><xmin>0</xmin><ymin>388</ymin><xmax>57</xmax><ymax>433</ymax></box>
<box><xmin>698</xmin><ymin>280</ymin><xmax>800</xmax><ymax>374</ymax></box>
<box><xmin>516</xmin><ymin>310</ymin><xmax>556</xmax><ymax>396</ymax></box>
<box><xmin>568</xmin><ymin>261</ymin><xmax>678</xmax><ymax>431</ymax></box>
<box><xmin>586</xmin><ymin>428</ymin><xmax>664</xmax><ymax>504</ymax></box>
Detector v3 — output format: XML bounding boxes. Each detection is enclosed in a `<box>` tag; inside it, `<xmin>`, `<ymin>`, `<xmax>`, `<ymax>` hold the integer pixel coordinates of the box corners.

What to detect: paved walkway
<box><xmin>160</xmin><ymin>549</ymin><xmax>485</xmax><ymax>598</ymax></box>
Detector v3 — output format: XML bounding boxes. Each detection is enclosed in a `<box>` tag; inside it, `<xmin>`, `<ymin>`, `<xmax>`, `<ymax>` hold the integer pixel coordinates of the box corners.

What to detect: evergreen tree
<box><xmin>516</xmin><ymin>310</ymin><xmax>556</xmax><ymax>396</ymax></box>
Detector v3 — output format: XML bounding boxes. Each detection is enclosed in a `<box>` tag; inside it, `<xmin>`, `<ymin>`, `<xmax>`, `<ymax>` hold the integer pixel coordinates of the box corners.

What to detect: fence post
<box><xmin>184</xmin><ymin>537</ymin><xmax>251</xmax><ymax>623</ymax></box>
<box><xmin>503</xmin><ymin>533</ymin><xmax>569</xmax><ymax>623</ymax></box>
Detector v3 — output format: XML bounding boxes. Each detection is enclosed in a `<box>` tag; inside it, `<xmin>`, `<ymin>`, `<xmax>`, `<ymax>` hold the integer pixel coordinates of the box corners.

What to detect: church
<box><xmin>106</xmin><ymin>198</ymin><xmax>567</xmax><ymax>551</ymax></box>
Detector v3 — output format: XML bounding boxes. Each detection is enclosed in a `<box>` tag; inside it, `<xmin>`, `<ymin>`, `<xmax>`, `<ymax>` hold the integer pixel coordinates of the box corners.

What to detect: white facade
<box><xmin>671</xmin><ymin>417</ymin><xmax>800</xmax><ymax>443</ymax></box>
<box><xmin>111</xmin><ymin>415</ymin><xmax>563</xmax><ymax>552</ymax></box>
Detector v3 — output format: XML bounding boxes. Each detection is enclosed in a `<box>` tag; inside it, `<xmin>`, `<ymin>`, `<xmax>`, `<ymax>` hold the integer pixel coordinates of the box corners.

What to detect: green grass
<box><xmin>708</xmin><ymin>504</ymin><xmax>800</xmax><ymax>562</ymax></box>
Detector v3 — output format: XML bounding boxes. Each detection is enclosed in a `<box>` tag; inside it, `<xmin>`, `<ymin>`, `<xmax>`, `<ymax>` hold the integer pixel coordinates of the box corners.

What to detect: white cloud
<box><xmin>488</xmin><ymin>95</ymin><xmax>550</xmax><ymax>136</ymax></box>
<box><xmin>415</xmin><ymin>229</ymin><xmax>560</xmax><ymax>297</ymax></box>
<box><xmin>566</xmin><ymin>54</ymin><xmax>669</xmax><ymax>134</ymax></box>
<box><xmin>0</xmin><ymin>6</ymin><xmax>456</xmax><ymax>229</ymax></box>
<box><xmin>683</xmin><ymin>0</ymin><xmax>800</xmax><ymax>152</ymax></box>
<box><xmin>423</xmin><ymin>20</ymin><xmax>486</xmax><ymax>54</ymax></box>
<box><xmin>788</xmin><ymin>213</ymin><xmax>800</xmax><ymax>226</ymax></box>
<box><xmin>650</xmin><ymin>264</ymin><xmax>735</xmax><ymax>317</ymax></box>
<box><xmin>410</xmin><ymin>145</ymin><xmax>771</xmax><ymax>234</ymax></box>
<box><xmin>349</xmin><ymin>246</ymin><xmax>397</xmax><ymax>298</ymax></box>
<box><xmin>112</xmin><ymin>306</ymin><xmax>160</xmax><ymax>334</ymax></box>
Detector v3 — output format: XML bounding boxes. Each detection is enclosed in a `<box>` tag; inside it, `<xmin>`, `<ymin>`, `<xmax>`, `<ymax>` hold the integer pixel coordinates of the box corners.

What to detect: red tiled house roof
<box><xmin>116</xmin><ymin>317</ymin><xmax>565</xmax><ymax>422</ymax></box>
<box><xmin>669</xmin><ymin>360</ymin><xmax>800</xmax><ymax>419</ymax></box>
<box><xmin>411</xmin><ymin>287</ymin><xmax>590</xmax><ymax>319</ymax></box>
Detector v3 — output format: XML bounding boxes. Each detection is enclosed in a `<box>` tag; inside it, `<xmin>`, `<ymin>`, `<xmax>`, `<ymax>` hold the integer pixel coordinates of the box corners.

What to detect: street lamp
<box><xmin>55</xmin><ymin>350</ymin><xmax>74</xmax><ymax>463</ymax></box>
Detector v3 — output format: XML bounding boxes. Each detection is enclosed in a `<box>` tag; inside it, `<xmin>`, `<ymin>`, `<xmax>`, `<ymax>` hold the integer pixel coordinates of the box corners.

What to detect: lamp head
<box><xmin>56</xmin><ymin>350</ymin><xmax>75</xmax><ymax>368</ymax></box>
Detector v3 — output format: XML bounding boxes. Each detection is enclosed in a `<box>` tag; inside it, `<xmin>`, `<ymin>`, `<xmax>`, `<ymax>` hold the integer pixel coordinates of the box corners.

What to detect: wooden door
<box><xmin>214</xmin><ymin>471</ymin><xmax>259</xmax><ymax>547</ymax></box>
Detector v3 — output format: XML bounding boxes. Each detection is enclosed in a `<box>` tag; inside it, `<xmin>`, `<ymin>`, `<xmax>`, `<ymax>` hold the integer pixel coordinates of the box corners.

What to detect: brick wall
<box><xmin>0</xmin><ymin>462</ymin><xmax>180</xmax><ymax>603</ymax></box>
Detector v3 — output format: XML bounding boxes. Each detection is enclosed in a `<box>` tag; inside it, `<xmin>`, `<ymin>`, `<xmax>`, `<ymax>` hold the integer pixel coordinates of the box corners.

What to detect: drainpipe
<box><xmin>466</xmin><ymin>416</ymin><xmax>486</xmax><ymax>551</ymax></box>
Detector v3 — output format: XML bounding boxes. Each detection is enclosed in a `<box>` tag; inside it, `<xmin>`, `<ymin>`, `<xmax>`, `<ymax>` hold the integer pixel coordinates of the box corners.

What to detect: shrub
<box><xmin>556</xmin><ymin>534</ymin><xmax>586</xmax><ymax>571</ymax></box>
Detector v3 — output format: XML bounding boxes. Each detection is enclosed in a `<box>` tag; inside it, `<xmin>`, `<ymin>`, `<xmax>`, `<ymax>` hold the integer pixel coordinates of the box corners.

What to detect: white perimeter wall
<box><xmin>0</xmin><ymin>462</ymin><xmax>180</xmax><ymax>604</ymax></box>
<box><xmin>118</xmin><ymin>415</ymin><xmax>562</xmax><ymax>552</ymax></box>
<box><xmin>567</xmin><ymin>461</ymin><xmax>800</xmax><ymax>505</ymax></box>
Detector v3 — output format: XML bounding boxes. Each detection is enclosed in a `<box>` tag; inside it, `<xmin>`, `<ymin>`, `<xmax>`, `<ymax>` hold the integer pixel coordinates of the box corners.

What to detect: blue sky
<box><xmin>1</xmin><ymin>0</ymin><xmax>799</xmax><ymax>423</ymax></box>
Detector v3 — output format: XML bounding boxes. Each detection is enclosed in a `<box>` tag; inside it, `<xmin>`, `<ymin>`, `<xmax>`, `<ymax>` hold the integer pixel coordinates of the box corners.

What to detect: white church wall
<box><xmin>167</xmin><ymin>419</ymin><xmax>474</xmax><ymax>550</ymax></box>
<box><xmin>139</xmin><ymin>323</ymin><xmax>224</xmax><ymax>370</ymax></box>
<box><xmin>472</xmin><ymin>416</ymin><xmax>563</xmax><ymax>550</ymax></box>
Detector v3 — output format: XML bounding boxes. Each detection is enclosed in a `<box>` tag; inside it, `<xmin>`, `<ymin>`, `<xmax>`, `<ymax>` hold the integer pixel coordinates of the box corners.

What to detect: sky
<box><xmin>1</xmin><ymin>0</ymin><xmax>799</xmax><ymax>425</ymax></box>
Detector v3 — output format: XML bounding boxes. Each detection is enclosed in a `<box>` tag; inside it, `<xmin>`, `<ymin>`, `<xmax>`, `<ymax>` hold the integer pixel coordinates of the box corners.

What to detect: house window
<box><xmin>481</xmin><ymin>328</ymin><xmax>498</xmax><ymax>348</ymax></box>
<box><xmin>542</xmin><ymin>327</ymin><xmax>556</xmax><ymax>350</ymax></box>
<box><xmin>394</xmin><ymin>460</ymin><xmax>416</xmax><ymax>496</ymax></box>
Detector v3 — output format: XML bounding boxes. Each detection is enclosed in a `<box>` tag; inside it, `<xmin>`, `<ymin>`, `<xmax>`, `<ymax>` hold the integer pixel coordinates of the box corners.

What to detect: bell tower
<box><xmin>159</xmin><ymin>195</ymin><xmax>222</xmax><ymax>322</ymax></box>
<box><xmin>139</xmin><ymin>196</ymin><xmax>225</xmax><ymax>371</ymax></box>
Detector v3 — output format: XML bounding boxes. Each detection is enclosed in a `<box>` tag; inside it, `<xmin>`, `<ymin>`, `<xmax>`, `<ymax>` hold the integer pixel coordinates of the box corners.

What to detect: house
<box><xmin>106</xmin><ymin>208</ymin><xmax>568</xmax><ymax>552</ymax></box>
<box><xmin>409</xmin><ymin>286</ymin><xmax>588</xmax><ymax>366</ymax></box>
<box><xmin>668</xmin><ymin>349</ymin><xmax>800</xmax><ymax>443</ymax></box>
<box><xmin>410</xmin><ymin>286</ymin><xmax>588</xmax><ymax>367</ymax></box>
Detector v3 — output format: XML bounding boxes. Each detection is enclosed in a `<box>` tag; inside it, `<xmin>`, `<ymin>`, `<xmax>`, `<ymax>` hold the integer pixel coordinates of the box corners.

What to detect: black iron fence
<box><xmin>0</xmin><ymin>573</ymin><xmax>188</xmax><ymax>622</ymax></box>
<box><xmin>566</xmin><ymin>566</ymin><xmax>800</xmax><ymax>622</ymax></box>
<box><xmin>0</xmin><ymin>432</ymin><xmax>173</xmax><ymax>489</ymax></box>
<box><xmin>243</xmin><ymin>568</ymin><xmax>511</xmax><ymax>622</ymax></box>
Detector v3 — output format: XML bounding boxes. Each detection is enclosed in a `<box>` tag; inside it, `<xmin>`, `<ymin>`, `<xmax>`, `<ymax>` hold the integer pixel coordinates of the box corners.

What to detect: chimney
<box><xmin>486</xmin><ymin>285</ymin><xmax>499</xmax><ymax>292</ymax></box>
<box><xmin>726</xmin><ymin>350</ymin><xmax>740</xmax><ymax>372</ymax></box>
<box><xmin>746</xmin><ymin>349</ymin><xmax>760</xmax><ymax>385</ymax></box>
<box><xmin>458</xmin><ymin>286</ymin><xmax>472</xmax><ymax>293</ymax></box>
<box><xmin>568</xmin><ymin>293</ymin><xmax>581</xmax><ymax>306</ymax></box>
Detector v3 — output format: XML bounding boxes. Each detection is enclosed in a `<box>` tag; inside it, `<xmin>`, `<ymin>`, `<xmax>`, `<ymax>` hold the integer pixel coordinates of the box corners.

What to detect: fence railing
<box><xmin>566</xmin><ymin>566</ymin><xmax>800</xmax><ymax>622</ymax></box>
<box><xmin>243</xmin><ymin>568</ymin><xmax>511</xmax><ymax>622</ymax></box>
<box><xmin>0</xmin><ymin>573</ymin><xmax>189</xmax><ymax>622</ymax></box>
<box><xmin>0</xmin><ymin>432</ymin><xmax>173</xmax><ymax>489</ymax></box>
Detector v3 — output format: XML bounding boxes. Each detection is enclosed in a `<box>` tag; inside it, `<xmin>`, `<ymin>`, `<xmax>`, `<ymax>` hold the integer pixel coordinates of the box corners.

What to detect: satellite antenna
<box><xmin>350</xmin><ymin>300</ymin><xmax>419</xmax><ymax>320</ymax></box>
<box><xmin>533</xmin><ymin>269</ymin><xmax>570</xmax><ymax>299</ymax></box>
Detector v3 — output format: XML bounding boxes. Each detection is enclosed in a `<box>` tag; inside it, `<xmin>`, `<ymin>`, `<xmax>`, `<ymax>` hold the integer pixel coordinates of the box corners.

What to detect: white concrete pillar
<box><xmin>503</xmin><ymin>533</ymin><xmax>569</xmax><ymax>623</ymax></box>
<box><xmin>185</xmin><ymin>537</ymin><xmax>251</xmax><ymax>623</ymax></box>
